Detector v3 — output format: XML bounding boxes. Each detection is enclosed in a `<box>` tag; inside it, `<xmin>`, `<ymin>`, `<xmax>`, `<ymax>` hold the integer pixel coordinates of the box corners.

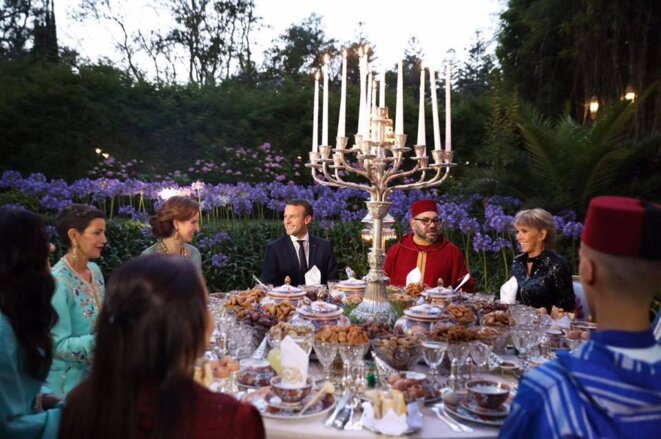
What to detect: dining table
<box><xmin>254</xmin><ymin>361</ymin><xmax>520</xmax><ymax>439</ymax></box>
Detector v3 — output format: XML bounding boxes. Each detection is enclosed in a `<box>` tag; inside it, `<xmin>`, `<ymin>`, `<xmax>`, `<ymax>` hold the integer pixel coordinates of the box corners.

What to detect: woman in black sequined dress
<box><xmin>511</xmin><ymin>209</ymin><xmax>576</xmax><ymax>312</ymax></box>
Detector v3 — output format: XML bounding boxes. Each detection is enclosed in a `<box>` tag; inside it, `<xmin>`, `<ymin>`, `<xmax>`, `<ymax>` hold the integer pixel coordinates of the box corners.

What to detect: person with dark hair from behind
<box><xmin>47</xmin><ymin>204</ymin><xmax>107</xmax><ymax>398</ymax></box>
<box><xmin>0</xmin><ymin>207</ymin><xmax>61</xmax><ymax>438</ymax></box>
<box><xmin>59</xmin><ymin>254</ymin><xmax>265</xmax><ymax>439</ymax></box>
<box><xmin>143</xmin><ymin>196</ymin><xmax>202</xmax><ymax>270</ymax></box>
<box><xmin>261</xmin><ymin>199</ymin><xmax>338</xmax><ymax>286</ymax></box>
<box><xmin>500</xmin><ymin>196</ymin><xmax>661</xmax><ymax>439</ymax></box>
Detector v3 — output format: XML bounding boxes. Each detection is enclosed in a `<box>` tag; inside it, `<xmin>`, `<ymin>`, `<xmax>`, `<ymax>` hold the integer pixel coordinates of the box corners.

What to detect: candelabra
<box><xmin>308</xmin><ymin>107</ymin><xmax>455</xmax><ymax>324</ymax></box>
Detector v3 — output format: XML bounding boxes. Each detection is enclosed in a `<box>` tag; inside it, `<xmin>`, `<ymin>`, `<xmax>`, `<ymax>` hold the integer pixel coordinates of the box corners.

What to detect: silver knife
<box><xmin>325</xmin><ymin>394</ymin><xmax>349</xmax><ymax>428</ymax></box>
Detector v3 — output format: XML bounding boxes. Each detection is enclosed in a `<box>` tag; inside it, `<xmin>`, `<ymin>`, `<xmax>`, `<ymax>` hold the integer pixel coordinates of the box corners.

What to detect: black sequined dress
<box><xmin>511</xmin><ymin>249</ymin><xmax>576</xmax><ymax>312</ymax></box>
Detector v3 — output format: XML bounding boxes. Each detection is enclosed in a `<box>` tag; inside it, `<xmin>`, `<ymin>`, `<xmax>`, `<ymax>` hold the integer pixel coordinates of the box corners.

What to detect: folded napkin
<box><xmin>305</xmin><ymin>265</ymin><xmax>321</xmax><ymax>286</ymax></box>
<box><xmin>551</xmin><ymin>315</ymin><xmax>572</xmax><ymax>330</ymax></box>
<box><xmin>405</xmin><ymin>267</ymin><xmax>422</xmax><ymax>286</ymax></box>
<box><xmin>280</xmin><ymin>336</ymin><xmax>309</xmax><ymax>388</ymax></box>
<box><xmin>499</xmin><ymin>276</ymin><xmax>518</xmax><ymax>304</ymax></box>
<box><xmin>361</xmin><ymin>401</ymin><xmax>423</xmax><ymax>436</ymax></box>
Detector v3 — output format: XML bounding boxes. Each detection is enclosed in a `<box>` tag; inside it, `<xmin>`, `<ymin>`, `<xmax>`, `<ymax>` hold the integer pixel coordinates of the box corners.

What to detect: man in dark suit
<box><xmin>261</xmin><ymin>199</ymin><xmax>338</xmax><ymax>286</ymax></box>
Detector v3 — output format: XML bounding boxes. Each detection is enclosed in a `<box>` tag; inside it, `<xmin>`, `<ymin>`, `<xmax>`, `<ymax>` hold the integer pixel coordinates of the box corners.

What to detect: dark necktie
<box><xmin>297</xmin><ymin>240</ymin><xmax>308</xmax><ymax>277</ymax></box>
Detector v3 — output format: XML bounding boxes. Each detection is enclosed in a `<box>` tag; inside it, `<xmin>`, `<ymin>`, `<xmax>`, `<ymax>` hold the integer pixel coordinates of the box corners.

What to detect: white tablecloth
<box><xmin>260</xmin><ymin>363</ymin><xmax>518</xmax><ymax>439</ymax></box>
<box><xmin>264</xmin><ymin>405</ymin><xmax>500</xmax><ymax>439</ymax></box>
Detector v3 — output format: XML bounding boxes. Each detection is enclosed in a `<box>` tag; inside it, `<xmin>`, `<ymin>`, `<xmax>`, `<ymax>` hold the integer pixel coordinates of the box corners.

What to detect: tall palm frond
<box><xmin>512</xmin><ymin>99</ymin><xmax>642</xmax><ymax>216</ymax></box>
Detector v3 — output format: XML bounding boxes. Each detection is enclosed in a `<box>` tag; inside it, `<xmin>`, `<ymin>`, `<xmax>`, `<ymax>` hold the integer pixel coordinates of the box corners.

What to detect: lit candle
<box><xmin>379</xmin><ymin>67</ymin><xmax>386</xmax><ymax>108</ymax></box>
<box><xmin>445</xmin><ymin>63</ymin><xmax>452</xmax><ymax>152</ymax></box>
<box><xmin>358</xmin><ymin>48</ymin><xmax>366</xmax><ymax>136</ymax></box>
<box><xmin>312</xmin><ymin>71</ymin><xmax>319</xmax><ymax>152</ymax></box>
<box><xmin>395</xmin><ymin>60</ymin><xmax>403</xmax><ymax>135</ymax></box>
<box><xmin>337</xmin><ymin>50</ymin><xmax>347</xmax><ymax>138</ymax></box>
<box><xmin>430</xmin><ymin>67</ymin><xmax>441</xmax><ymax>151</ymax></box>
<box><xmin>322</xmin><ymin>54</ymin><xmax>330</xmax><ymax>146</ymax></box>
<box><xmin>417</xmin><ymin>64</ymin><xmax>425</xmax><ymax>145</ymax></box>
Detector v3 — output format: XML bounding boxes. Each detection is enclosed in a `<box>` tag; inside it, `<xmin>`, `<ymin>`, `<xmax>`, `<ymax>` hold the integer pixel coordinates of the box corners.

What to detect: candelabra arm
<box><xmin>313</xmin><ymin>163</ymin><xmax>375</xmax><ymax>194</ymax></box>
<box><xmin>385</xmin><ymin>167</ymin><xmax>451</xmax><ymax>198</ymax></box>
<box><xmin>337</xmin><ymin>154</ymin><xmax>370</xmax><ymax>179</ymax></box>
<box><xmin>383</xmin><ymin>162</ymin><xmax>424</xmax><ymax>185</ymax></box>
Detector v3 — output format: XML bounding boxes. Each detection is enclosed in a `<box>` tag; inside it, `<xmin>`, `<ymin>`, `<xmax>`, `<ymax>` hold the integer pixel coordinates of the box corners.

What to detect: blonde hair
<box><xmin>514</xmin><ymin>208</ymin><xmax>556</xmax><ymax>244</ymax></box>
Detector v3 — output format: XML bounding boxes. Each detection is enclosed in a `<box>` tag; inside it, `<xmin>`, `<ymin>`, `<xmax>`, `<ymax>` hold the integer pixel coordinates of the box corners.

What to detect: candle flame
<box><xmin>324</xmin><ymin>53</ymin><xmax>330</xmax><ymax>64</ymax></box>
<box><xmin>315</xmin><ymin>71</ymin><xmax>320</xmax><ymax>80</ymax></box>
<box><xmin>342</xmin><ymin>49</ymin><xmax>347</xmax><ymax>58</ymax></box>
<box><xmin>358</xmin><ymin>47</ymin><xmax>363</xmax><ymax>57</ymax></box>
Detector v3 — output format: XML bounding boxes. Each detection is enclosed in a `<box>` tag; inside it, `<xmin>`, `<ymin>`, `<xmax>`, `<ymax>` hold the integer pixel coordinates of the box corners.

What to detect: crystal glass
<box><xmin>338</xmin><ymin>343</ymin><xmax>369</xmax><ymax>392</ymax></box>
<box><xmin>470</xmin><ymin>340</ymin><xmax>492</xmax><ymax>374</ymax></box>
<box><xmin>214</xmin><ymin>314</ymin><xmax>236</xmax><ymax>358</ymax></box>
<box><xmin>313</xmin><ymin>340</ymin><xmax>338</xmax><ymax>383</ymax></box>
<box><xmin>446</xmin><ymin>341</ymin><xmax>471</xmax><ymax>389</ymax></box>
<box><xmin>510</xmin><ymin>305</ymin><xmax>535</xmax><ymax>326</ymax></box>
<box><xmin>228</xmin><ymin>324</ymin><xmax>254</xmax><ymax>359</ymax></box>
<box><xmin>511</xmin><ymin>325</ymin><xmax>538</xmax><ymax>366</ymax></box>
<box><xmin>338</xmin><ymin>343</ymin><xmax>369</xmax><ymax>366</ymax></box>
<box><xmin>421</xmin><ymin>339</ymin><xmax>448</xmax><ymax>382</ymax></box>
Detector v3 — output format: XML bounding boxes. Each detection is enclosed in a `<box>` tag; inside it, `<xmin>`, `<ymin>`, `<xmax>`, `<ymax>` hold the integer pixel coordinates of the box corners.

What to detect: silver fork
<box><xmin>432</xmin><ymin>405</ymin><xmax>474</xmax><ymax>433</ymax></box>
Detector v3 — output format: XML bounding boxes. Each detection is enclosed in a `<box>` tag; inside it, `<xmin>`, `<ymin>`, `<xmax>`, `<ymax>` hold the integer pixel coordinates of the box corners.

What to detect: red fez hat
<box><xmin>411</xmin><ymin>199</ymin><xmax>438</xmax><ymax>217</ymax></box>
<box><xmin>581</xmin><ymin>196</ymin><xmax>661</xmax><ymax>260</ymax></box>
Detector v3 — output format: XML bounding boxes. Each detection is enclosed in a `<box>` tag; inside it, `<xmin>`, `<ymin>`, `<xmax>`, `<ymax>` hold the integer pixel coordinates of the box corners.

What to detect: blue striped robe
<box><xmin>499</xmin><ymin>331</ymin><xmax>661</xmax><ymax>439</ymax></box>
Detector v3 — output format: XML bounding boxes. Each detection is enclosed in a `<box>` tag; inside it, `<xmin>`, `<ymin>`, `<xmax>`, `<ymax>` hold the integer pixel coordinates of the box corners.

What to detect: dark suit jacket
<box><xmin>261</xmin><ymin>235</ymin><xmax>338</xmax><ymax>286</ymax></box>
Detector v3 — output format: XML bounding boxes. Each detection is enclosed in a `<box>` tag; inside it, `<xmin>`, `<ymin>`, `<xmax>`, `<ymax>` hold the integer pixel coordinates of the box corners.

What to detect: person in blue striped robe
<box><xmin>500</xmin><ymin>196</ymin><xmax>661</xmax><ymax>439</ymax></box>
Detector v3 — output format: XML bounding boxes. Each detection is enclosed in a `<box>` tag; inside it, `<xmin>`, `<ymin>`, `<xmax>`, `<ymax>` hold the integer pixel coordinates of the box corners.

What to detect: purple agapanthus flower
<box><xmin>211</xmin><ymin>253</ymin><xmax>229</xmax><ymax>268</ymax></box>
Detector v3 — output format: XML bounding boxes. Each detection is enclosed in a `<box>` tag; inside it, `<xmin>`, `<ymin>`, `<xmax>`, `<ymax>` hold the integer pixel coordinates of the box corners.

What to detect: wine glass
<box><xmin>470</xmin><ymin>340</ymin><xmax>492</xmax><ymax>375</ymax></box>
<box><xmin>510</xmin><ymin>305</ymin><xmax>535</xmax><ymax>326</ymax></box>
<box><xmin>228</xmin><ymin>323</ymin><xmax>254</xmax><ymax>359</ymax></box>
<box><xmin>421</xmin><ymin>339</ymin><xmax>448</xmax><ymax>383</ymax></box>
<box><xmin>338</xmin><ymin>343</ymin><xmax>369</xmax><ymax>392</ymax></box>
<box><xmin>446</xmin><ymin>341</ymin><xmax>470</xmax><ymax>390</ymax></box>
<box><xmin>511</xmin><ymin>325</ymin><xmax>538</xmax><ymax>367</ymax></box>
<box><xmin>313</xmin><ymin>340</ymin><xmax>338</xmax><ymax>383</ymax></box>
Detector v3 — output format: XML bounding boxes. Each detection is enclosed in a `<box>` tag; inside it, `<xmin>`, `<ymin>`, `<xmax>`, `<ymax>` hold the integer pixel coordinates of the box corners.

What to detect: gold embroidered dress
<box><xmin>46</xmin><ymin>258</ymin><xmax>104</xmax><ymax>397</ymax></box>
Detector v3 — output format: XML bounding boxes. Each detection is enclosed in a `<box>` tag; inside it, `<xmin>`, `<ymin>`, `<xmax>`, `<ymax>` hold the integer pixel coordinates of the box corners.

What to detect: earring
<box><xmin>72</xmin><ymin>245</ymin><xmax>79</xmax><ymax>262</ymax></box>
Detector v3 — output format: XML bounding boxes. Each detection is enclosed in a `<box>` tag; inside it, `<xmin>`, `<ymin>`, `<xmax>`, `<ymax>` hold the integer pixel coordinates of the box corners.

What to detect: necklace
<box><xmin>160</xmin><ymin>239</ymin><xmax>189</xmax><ymax>257</ymax></box>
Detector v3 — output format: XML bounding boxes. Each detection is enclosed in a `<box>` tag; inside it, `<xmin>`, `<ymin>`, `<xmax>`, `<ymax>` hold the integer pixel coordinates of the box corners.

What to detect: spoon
<box><xmin>300</xmin><ymin>381</ymin><xmax>335</xmax><ymax>415</ymax></box>
<box><xmin>453</xmin><ymin>273</ymin><xmax>471</xmax><ymax>292</ymax></box>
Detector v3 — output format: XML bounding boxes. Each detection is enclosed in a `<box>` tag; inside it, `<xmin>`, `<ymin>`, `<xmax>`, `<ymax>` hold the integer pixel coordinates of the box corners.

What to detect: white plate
<box><xmin>243</xmin><ymin>387</ymin><xmax>336</xmax><ymax>420</ymax></box>
<box><xmin>460</xmin><ymin>398</ymin><xmax>510</xmax><ymax>417</ymax></box>
<box><xmin>442</xmin><ymin>402</ymin><xmax>505</xmax><ymax>427</ymax></box>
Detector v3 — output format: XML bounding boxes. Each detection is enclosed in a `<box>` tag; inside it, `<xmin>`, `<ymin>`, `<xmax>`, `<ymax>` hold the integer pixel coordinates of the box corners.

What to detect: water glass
<box><xmin>511</xmin><ymin>305</ymin><xmax>535</xmax><ymax>326</ymax></box>
<box><xmin>421</xmin><ymin>339</ymin><xmax>448</xmax><ymax>382</ymax></box>
<box><xmin>446</xmin><ymin>342</ymin><xmax>471</xmax><ymax>389</ymax></box>
<box><xmin>511</xmin><ymin>325</ymin><xmax>538</xmax><ymax>366</ymax></box>
<box><xmin>338</xmin><ymin>343</ymin><xmax>369</xmax><ymax>392</ymax></box>
<box><xmin>470</xmin><ymin>341</ymin><xmax>492</xmax><ymax>374</ymax></box>
<box><xmin>313</xmin><ymin>340</ymin><xmax>338</xmax><ymax>383</ymax></box>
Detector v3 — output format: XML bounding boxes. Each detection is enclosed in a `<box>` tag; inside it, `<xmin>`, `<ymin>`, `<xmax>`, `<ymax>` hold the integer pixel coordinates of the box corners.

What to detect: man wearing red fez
<box><xmin>501</xmin><ymin>196</ymin><xmax>661</xmax><ymax>439</ymax></box>
<box><xmin>384</xmin><ymin>199</ymin><xmax>474</xmax><ymax>292</ymax></box>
